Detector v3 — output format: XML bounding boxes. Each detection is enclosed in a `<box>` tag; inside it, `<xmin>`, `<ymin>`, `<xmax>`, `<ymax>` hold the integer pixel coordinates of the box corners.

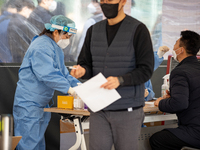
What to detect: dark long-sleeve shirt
<box><xmin>78</xmin><ymin>16</ymin><xmax>154</xmax><ymax>86</ymax></box>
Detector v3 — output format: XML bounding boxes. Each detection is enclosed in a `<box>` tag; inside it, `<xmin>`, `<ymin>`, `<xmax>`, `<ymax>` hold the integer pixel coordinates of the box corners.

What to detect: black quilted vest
<box><xmin>91</xmin><ymin>15</ymin><xmax>145</xmax><ymax>110</ymax></box>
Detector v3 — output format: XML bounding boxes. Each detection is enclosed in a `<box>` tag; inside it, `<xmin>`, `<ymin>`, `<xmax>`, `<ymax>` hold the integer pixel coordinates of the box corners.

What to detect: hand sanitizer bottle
<box><xmin>161</xmin><ymin>74</ymin><xmax>170</xmax><ymax>97</ymax></box>
<box><xmin>73</xmin><ymin>83</ymin><xmax>84</xmax><ymax>110</ymax></box>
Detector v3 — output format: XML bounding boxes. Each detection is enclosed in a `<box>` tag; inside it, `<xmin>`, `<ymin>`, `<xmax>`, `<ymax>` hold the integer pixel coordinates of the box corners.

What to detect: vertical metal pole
<box><xmin>1</xmin><ymin>114</ymin><xmax>13</xmax><ymax>150</ymax></box>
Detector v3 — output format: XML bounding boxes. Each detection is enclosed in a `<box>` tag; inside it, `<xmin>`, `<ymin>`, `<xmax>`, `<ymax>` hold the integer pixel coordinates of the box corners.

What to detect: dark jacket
<box><xmin>51</xmin><ymin>1</ymin><xmax>66</xmax><ymax>16</ymax></box>
<box><xmin>28</xmin><ymin>6</ymin><xmax>53</xmax><ymax>32</ymax></box>
<box><xmin>0</xmin><ymin>11</ymin><xmax>13</xmax><ymax>62</ymax></box>
<box><xmin>159</xmin><ymin>56</ymin><xmax>200</xmax><ymax>148</ymax></box>
<box><xmin>8</xmin><ymin>14</ymin><xmax>39</xmax><ymax>63</ymax></box>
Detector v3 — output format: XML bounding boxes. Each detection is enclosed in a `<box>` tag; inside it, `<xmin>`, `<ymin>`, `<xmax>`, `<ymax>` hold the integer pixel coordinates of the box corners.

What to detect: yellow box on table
<box><xmin>57</xmin><ymin>95</ymin><xmax>74</xmax><ymax>109</ymax></box>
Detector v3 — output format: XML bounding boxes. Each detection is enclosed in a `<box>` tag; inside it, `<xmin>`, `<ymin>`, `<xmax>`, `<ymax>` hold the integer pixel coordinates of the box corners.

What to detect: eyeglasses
<box><xmin>97</xmin><ymin>0</ymin><xmax>120</xmax><ymax>4</ymax></box>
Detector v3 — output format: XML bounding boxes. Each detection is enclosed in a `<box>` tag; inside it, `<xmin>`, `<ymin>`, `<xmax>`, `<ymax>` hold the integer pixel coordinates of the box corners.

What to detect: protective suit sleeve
<box><xmin>154</xmin><ymin>51</ymin><xmax>163</xmax><ymax>71</ymax></box>
<box><xmin>64</xmin><ymin>67</ymin><xmax>81</xmax><ymax>87</ymax></box>
<box><xmin>144</xmin><ymin>80</ymin><xmax>155</xmax><ymax>101</ymax></box>
<box><xmin>30</xmin><ymin>49</ymin><xmax>72</xmax><ymax>94</ymax></box>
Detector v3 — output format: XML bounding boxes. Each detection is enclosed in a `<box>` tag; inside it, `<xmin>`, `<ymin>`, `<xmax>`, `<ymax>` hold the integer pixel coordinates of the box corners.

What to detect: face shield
<box><xmin>58</xmin><ymin>31</ymin><xmax>76</xmax><ymax>57</ymax></box>
<box><xmin>56</xmin><ymin>31</ymin><xmax>71</xmax><ymax>49</ymax></box>
<box><xmin>44</xmin><ymin>24</ymin><xmax>77</xmax><ymax>49</ymax></box>
<box><xmin>45</xmin><ymin>15</ymin><xmax>77</xmax><ymax>59</ymax></box>
<box><xmin>51</xmin><ymin>24</ymin><xmax>77</xmax><ymax>35</ymax></box>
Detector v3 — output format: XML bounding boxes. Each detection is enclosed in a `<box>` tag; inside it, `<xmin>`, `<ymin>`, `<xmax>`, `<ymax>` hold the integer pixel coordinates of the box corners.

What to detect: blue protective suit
<box><xmin>145</xmin><ymin>51</ymin><xmax>163</xmax><ymax>101</ymax></box>
<box><xmin>13</xmin><ymin>35</ymin><xmax>80</xmax><ymax>150</ymax></box>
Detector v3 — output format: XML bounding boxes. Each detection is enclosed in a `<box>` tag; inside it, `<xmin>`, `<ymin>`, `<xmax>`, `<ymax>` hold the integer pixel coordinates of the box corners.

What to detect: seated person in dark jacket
<box><xmin>150</xmin><ymin>30</ymin><xmax>200</xmax><ymax>150</ymax></box>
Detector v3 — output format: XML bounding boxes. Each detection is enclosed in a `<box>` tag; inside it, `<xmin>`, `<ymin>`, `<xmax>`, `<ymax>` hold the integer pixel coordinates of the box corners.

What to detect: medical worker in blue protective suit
<box><xmin>13</xmin><ymin>15</ymin><xmax>79</xmax><ymax>150</ymax></box>
<box><xmin>145</xmin><ymin>46</ymin><xmax>169</xmax><ymax>101</ymax></box>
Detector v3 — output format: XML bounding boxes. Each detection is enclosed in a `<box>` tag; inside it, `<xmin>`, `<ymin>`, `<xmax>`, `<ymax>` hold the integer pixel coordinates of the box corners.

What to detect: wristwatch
<box><xmin>117</xmin><ymin>76</ymin><xmax>124</xmax><ymax>86</ymax></box>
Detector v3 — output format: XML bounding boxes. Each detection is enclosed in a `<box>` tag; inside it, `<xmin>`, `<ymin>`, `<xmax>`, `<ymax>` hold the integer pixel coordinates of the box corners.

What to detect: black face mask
<box><xmin>100</xmin><ymin>3</ymin><xmax>119</xmax><ymax>19</ymax></box>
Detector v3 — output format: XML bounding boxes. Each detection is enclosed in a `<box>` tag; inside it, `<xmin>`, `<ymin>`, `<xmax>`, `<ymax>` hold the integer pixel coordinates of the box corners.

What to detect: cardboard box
<box><xmin>12</xmin><ymin>136</ymin><xmax>22</xmax><ymax>150</ymax></box>
<box><xmin>0</xmin><ymin>136</ymin><xmax>22</xmax><ymax>150</ymax></box>
<box><xmin>57</xmin><ymin>95</ymin><xmax>74</xmax><ymax>109</ymax></box>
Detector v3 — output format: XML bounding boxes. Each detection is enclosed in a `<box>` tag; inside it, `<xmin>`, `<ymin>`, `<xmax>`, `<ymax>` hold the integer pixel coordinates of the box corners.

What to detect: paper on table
<box><xmin>145</xmin><ymin>101</ymin><xmax>155</xmax><ymax>107</ymax></box>
<box><xmin>73</xmin><ymin>73</ymin><xmax>121</xmax><ymax>112</ymax></box>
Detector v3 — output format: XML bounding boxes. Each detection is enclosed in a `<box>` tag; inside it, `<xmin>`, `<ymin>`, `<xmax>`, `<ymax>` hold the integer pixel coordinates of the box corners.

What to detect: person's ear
<box><xmin>53</xmin><ymin>30</ymin><xmax>58</xmax><ymax>36</ymax></box>
<box><xmin>121</xmin><ymin>0</ymin><xmax>127</xmax><ymax>6</ymax></box>
<box><xmin>53</xmin><ymin>30</ymin><xmax>59</xmax><ymax>42</ymax></box>
<box><xmin>182</xmin><ymin>47</ymin><xmax>186</xmax><ymax>54</ymax></box>
<box><xmin>181</xmin><ymin>47</ymin><xmax>184</xmax><ymax>52</ymax></box>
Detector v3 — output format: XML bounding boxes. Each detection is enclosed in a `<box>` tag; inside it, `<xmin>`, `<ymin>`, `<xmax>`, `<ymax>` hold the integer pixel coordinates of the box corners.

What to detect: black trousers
<box><xmin>149</xmin><ymin>130</ymin><xmax>192</xmax><ymax>150</ymax></box>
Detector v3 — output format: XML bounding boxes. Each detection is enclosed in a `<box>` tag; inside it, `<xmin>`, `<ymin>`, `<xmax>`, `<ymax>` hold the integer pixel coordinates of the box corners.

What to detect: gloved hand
<box><xmin>157</xmin><ymin>46</ymin><xmax>170</xmax><ymax>58</ymax></box>
<box><xmin>68</xmin><ymin>87</ymin><xmax>75</xmax><ymax>95</ymax></box>
<box><xmin>144</xmin><ymin>89</ymin><xmax>149</xmax><ymax>98</ymax></box>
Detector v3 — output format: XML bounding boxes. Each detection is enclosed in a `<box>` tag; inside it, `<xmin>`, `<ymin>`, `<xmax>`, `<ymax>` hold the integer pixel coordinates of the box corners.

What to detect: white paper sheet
<box><xmin>145</xmin><ymin>102</ymin><xmax>155</xmax><ymax>107</ymax></box>
<box><xmin>73</xmin><ymin>73</ymin><xmax>121</xmax><ymax>112</ymax></box>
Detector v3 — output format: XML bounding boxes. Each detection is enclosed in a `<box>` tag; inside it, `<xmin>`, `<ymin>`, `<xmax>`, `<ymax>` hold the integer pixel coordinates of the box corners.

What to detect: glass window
<box><xmin>0</xmin><ymin>0</ymin><xmax>163</xmax><ymax>63</ymax></box>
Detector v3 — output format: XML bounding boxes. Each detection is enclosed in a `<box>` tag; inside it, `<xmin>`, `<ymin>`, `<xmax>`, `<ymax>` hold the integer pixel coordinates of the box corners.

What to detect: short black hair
<box><xmin>5</xmin><ymin>0</ymin><xmax>18</xmax><ymax>9</ymax></box>
<box><xmin>1</xmin><ymin>0</ymin><xmax>18</xmax><ymax>13</ymax></box>
<box><xmin>179</xmin><ymin>30</ymin><xmax>200</xmax><ymax>56</ymax></box>
<box><xmin>39</xmin><ymin>28</ymin><xmax>62</xmax><ymax>40</ymax></box>
<box><xmin>15</xmin><ymin>0</ymin><xmax>35</xmax><ymax>12</ymax></box>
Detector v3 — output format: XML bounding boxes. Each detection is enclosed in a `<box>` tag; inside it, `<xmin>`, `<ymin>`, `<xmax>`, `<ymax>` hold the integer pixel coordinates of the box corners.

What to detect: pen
<box><xmin>69</xmin><ymin>66</ymin><xmax>77</xmax><ymax>69</ymax></box>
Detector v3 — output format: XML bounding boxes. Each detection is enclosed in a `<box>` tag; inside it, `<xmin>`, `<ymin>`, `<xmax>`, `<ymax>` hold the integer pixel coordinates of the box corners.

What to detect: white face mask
<box><xmin>87</xmin><ymin>3</ymin><xmax>97</xmax><ymax>14</ymax></box>
<box><xmin>172</xmin><ymin>47</ymin><xmax>182</xmax><ymax>62</ymax></box>
<box><xmin>24</xmin><ymin>8</ymin><xmax>32</xmax><ymax>18</ymax></box>
<box><xmin>57</xmin><ymin>39</ymin><xmax>70</xmax><ymax>49</ymax></box>
<box><xmin>49</xmin><ymin>1</ymin><xmax>57</xmax><ymax>12</ymax></box>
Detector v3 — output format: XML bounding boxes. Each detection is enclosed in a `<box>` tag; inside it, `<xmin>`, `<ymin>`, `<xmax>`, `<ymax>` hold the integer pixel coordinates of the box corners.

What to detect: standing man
<box><xmin>28</xmin><ymin>0</ymin><xmax>56</xmax><ymax>32</ymax></box>
<box><xmin>150</xmin><ymin>30</ymin><xmax>200</xmax><ymax>150</ymax></box>
<box><xmin>7</xmin><ymin>0</ymin><xmax>39</xmax><ymax>63</ymax></box>
<box><xmin>8</xmin><ymin>0</ymin><xmax>39</xmax><ymax>63</ymax></box>
<box><xmin>71</xmin><ymin>0</ymin><xmax>154</xmax><ymax>149</ymax></box>
<box><xmin>0</xmin><ymin>0</ymin><xmax>18</xmax><ymax>63</ymax></box>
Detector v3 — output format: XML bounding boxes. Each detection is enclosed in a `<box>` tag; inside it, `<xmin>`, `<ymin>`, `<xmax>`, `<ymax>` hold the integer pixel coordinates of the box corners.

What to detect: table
<box><xmin>44</xmin><ymin>105</ymin><xmax>177</xmax><ymax>150</ymax></box>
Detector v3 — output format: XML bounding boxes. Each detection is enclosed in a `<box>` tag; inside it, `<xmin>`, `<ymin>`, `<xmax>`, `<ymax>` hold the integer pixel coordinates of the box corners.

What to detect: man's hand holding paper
<box><xmin>100</xmin><ymin>76</ymin><xmax>120</xmax><ymax>89</ymax></box>
<box><xmin>73</xmin><ymin>73</ymin><xmax>121</xmax><ymax>112</ymax></box>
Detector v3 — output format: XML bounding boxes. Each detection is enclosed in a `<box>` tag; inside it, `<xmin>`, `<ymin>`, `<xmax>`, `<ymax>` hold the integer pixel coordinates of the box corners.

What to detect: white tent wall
<box><xmin>162</xmin><ymin>0</ymin><xmax>200</xmax><ymax>59</ymax></box>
